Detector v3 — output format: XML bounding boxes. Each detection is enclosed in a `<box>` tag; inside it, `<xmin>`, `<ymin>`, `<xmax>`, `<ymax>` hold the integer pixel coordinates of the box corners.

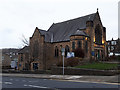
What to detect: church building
<box><xmin>20</xmin><ymin>10</ymin><xmax>107</xmax><ymax>70</ymax></box>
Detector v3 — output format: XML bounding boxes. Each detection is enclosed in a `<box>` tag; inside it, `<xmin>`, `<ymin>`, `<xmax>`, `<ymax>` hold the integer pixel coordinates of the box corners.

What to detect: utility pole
<box><xmin>61</xmin><ymin>48</ymin><xmax>65</xmax><ymax>75</ymax></box>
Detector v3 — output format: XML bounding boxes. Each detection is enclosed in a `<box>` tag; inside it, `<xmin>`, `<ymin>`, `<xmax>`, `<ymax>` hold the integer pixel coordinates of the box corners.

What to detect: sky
<box><xmin>0</xmin><ymin>0</ymin><xmax>119</xmax><ymax>49</ymax></box>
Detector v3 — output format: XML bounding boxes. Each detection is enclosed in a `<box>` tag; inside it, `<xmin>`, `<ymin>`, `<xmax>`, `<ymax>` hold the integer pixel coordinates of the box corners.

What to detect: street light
<box><xmin>61</xmin><ymin>48</ymin><xmax>65</xmax><ymax>75</ymax></box>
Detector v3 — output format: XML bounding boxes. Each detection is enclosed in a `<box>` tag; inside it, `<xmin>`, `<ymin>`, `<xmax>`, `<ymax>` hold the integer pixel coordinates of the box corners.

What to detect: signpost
<box><xmin>61</xmin><ymin>48</ymin><xmax>65</xmax><ymax>75</ymax></box>
<box><xmin>67</xmin><ymin>52</ymin><xmax>74</xmax><ymax>58</ymax></box>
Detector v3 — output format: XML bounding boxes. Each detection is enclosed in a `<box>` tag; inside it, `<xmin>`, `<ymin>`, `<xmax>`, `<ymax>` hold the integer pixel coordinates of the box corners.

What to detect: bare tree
<box><xmin>21</xmin><ymin>34</ymin><xmax>29</xmax><ymax>46</ymax></box>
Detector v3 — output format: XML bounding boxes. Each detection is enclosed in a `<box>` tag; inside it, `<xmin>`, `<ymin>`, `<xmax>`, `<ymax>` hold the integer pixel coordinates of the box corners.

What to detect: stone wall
<box><xmin>18</xmin><ymin>53</ymin><xmax>29</xmax><ymax>70</ymax></box>
<box><xmin>2</xmin><ymin>54</ymin><xmax>11</xmax><ymax>67</ymax></box>
<box><xmin>30</xmin><ymin>28</ymin><xmax>45</xmax><ymax>70</ymax></box>
<box><xmin>51</xmin><ymin>67</ymin><xmax>119</xmax><ymax>76</ymax></box>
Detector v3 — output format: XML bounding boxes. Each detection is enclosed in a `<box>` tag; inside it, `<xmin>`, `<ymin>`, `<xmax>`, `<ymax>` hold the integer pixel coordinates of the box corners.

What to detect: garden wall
<box><xmin>51</xmin><ymin>67</ymin><xmax>119</xmax><ymax>76</ymax></box>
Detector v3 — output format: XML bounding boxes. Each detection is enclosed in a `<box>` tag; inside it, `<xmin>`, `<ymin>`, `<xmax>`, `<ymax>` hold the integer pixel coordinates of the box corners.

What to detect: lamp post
<box><xmin>61</xmin><ymin>48</ymin><xmax>65</xmax><ymax>75</ymax></box>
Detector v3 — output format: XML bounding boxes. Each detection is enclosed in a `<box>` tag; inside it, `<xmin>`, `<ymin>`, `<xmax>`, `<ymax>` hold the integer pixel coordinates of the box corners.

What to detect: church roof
<box><xmin>38</xmin><ymin>29</ymin><xmax>53</xmax><ymax>42</ymax></box>
<box><xmin>38</xmin><ymin>12</ymin><xmax>96</xmax><ymax>42</ymax></box>
<box><xmin>71</xmin><ymin>29</ymin><xmax>89</xmax><ymax>37</ymax></box>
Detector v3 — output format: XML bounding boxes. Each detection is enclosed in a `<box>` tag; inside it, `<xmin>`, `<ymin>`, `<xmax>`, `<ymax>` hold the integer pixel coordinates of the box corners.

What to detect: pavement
<box><xmin>1</xmin><ymin>73</ymin><xmax>120</xmax><ymax>84</ymax></box>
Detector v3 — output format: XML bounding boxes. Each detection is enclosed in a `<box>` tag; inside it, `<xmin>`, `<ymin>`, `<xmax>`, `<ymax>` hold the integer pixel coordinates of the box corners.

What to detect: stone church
<box><xmin>20</xmin><ymin>10</ymin><xmax>107</xmax><ymax>70</ymax></box>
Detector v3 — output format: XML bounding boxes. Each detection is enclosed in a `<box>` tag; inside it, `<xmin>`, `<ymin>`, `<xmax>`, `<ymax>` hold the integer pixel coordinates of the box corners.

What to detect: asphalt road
<box><xmin>2</xmin><ymin>76</ymin><xmax>119</xmax><ymax>89</ymax></box>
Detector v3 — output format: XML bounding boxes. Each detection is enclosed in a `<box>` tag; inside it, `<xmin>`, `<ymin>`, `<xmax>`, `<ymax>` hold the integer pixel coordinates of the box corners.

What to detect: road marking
<box><xmin>0</xmin><ymin>82</ymin><xmax>2</xmax><ymax>84</ymax></box>
<box><xmin>24</xmin><ymin>84</ymin><xmax>28</xmax><ymax>86</ymax></box>
<box><xmin>28</xmin><ymin>81</ymin><xmax>38</xmax><ymax>82</ymax></box>
<box><xmin>4</xmin><ymin>82</ymin><xmax>12</xmax><ymax>85</ymax></box>
<box><xmin>24</xmin><ymin>84</ymin><xmax>48</xmax><ymax>88</ymax></box>
<box><xmin>43</xmin><ymin>79</ymin><xmax>47</xmax><ymax>80</ymax></box>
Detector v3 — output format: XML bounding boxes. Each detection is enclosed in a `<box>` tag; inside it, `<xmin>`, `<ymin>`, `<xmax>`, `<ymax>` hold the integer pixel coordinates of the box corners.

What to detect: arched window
<box><xmin>85</xmin><ymin>41</ymin><xmax>88</xmax><ymax>53</ymax></box>
<box><xmin>55</xmin><ymin>46</ymin><xmax>59</xmax><ymax>57</ymax></box>
<box><xmin>77</xmin><ymin>41</ymin><xmax>81</xmax><ymax>48</ymax></box>
<box><xmin>95</xmin><ymin>25</ymin><xmax>102</xmax><ymax>44</ymax></box>
<box><xmin>72</xmin><ymin>42</ymin><xmax>75</xmax><ymax>50</ymax></box>
<box><xmin>65</xmin><ymin>45</ymin><xmax>70</xmax><ymax>57</ymax></box>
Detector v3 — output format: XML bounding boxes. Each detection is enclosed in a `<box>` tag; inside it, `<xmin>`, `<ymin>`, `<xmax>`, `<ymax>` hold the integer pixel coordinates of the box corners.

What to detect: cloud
<box><xmin>0</xmin><ymin>0</ymin><xmax>119</xmax><ymax>48</ymax></box>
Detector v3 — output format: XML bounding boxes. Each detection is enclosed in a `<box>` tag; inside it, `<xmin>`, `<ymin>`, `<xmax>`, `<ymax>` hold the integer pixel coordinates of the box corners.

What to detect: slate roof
<box><xmin>38</xmin><ymin>29</ymin><xmax>53</xmax><ymax>42</ymax></box>
<box><xmin>38</xmin><ymin>12</ymin><xmax>96</xmax><ymax>42</ymax></box>
<box><xmin>18</xmin><ymin>46</ymin><xmax>29</xmax><ymax>54</ymax></box>
<box><xmin>2</xmin><ymin>48</ymin><xmax>19</xmax><ymax>55</ymax></box>
<box><xmin>71</xmin><ymin>29</ymin><xmax>89</xmax><ymax>37</ymax></box>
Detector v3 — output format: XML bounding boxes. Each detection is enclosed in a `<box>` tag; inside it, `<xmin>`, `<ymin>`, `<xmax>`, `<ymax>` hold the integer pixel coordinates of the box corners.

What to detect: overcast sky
<box><xmin>0</xmin><ymin>0</ymin><xmax>119</xmax><ymax>49</ymax></box>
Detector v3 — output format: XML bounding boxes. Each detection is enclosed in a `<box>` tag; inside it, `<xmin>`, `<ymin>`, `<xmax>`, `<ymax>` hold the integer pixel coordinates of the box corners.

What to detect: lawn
<box><xmin>75</xmin><ymin>62</ymin><xmax>118</xmax><ymax>70</ymax></box>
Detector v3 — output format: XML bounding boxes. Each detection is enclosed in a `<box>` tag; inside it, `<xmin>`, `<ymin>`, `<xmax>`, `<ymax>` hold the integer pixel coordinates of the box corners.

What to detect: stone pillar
<box><xmin>86</xmin><ymin>21</ymin><xmax>94</xmax><ymax>60</ymax></box>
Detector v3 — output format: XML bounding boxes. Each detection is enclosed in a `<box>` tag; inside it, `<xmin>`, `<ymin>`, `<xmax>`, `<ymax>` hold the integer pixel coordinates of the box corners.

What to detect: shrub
<box><xmin>117</xmin><ymin>56</ymin><xmax>120</xmax><ymax>60</ymax></box>
<box><xmin>57</xmin><ymin>60</ymin><xmax>67</xmax><ymax>67</ymax></box>
<box><xmin>73</xmin><ymin>48</ymin><xmax>85</xmax><ymax>58</ymax></box>
<box><xmin>57</xmin><ymin>57</ymin><xmax>80</xmax><ymax>67</ymax></box>
<box><xmin>66</xmin><ymin>57</ymin><xmax>80</xmax><ymax>67</ymax></box>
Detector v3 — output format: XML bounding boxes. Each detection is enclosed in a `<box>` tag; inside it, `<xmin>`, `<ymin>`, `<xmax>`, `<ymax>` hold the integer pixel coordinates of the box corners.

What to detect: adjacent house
<box><xmin>18</xmin><ymin>46</ymin><xmax>29</xmax><ymax>70</ymax></box>
<box><xmin>2</xmin><ymin>53</ymin><xmax>11</xmax><ymax>69</ymax></box>
<box><xmin>2</xmin><ymin>48</ymin><xmax>19</xmax><ymax>69</ymax></box>
<box><xmin>107</xmin><ymin>38</ymin><xmax>120</xmax><ymax>56</ymax></box>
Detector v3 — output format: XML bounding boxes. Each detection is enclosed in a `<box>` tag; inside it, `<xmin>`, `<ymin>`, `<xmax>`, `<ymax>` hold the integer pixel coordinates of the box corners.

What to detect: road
<box><xmin>2</xmin><ymin>76</ymin><xmax>119</xmax><ymax>89</ymax></box>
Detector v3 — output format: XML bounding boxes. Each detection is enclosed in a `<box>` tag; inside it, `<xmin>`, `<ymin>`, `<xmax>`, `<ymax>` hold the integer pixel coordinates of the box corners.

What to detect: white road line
<box><xmin>24</xmin><ymin>84</ymin><xmax>48</xmax><ymax>88</ymax></box>
<box><xmin>24</xmin><ymin>84</ymin><xmax>28</xmax><ymax>87</ymax></box>
<box><xmin>0</xmin><ymin>82</ymin><xmax>2</xmax><ymax>84</ymax></box>
<box><xmin>28</xmin><ymin>81</ymin><xmax>38</xmax><ymax>82</ymax></box>
<box><xmin>4</xmin><ymin>82</ymin><xmax>12</xmax><ymax>85</ymax></box>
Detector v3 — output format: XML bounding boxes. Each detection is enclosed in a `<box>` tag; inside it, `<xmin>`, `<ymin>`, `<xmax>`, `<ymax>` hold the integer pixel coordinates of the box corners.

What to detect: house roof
<box><xmin>38</xmin><ymin>12</ymin><xmax>96</xmax><ymax>42</ymax></box>
<box><xmin>2</xmin><ymin>48</ymin><xmax>19</xmax><ymax>54</ymax></box>
<box><xmin>18</xmin><ymin>46</ymin><xmax>29</xmax><ymax>54</ymax></box>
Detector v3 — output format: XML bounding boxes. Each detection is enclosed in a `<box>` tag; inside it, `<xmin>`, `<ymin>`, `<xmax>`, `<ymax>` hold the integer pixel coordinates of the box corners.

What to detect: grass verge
<box><xmin>75</xmin><ymin>62</ymin><xmax>118</xmax><ymax>70</ymax></box>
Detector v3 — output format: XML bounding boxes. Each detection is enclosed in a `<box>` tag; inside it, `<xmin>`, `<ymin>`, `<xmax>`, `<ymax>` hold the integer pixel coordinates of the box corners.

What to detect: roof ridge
<box><xmin>38</xmin><ymin>29</ymin><xmax>46</xmax><ymax>31</ymax></box>
<box><xmin>54</xmin><ymin>13</ymin><xmax>96</xmax><ymax>25</ymax></box>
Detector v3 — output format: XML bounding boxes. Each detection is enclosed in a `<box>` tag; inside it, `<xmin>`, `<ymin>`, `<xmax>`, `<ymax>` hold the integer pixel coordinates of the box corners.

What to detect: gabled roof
<box><xmin>38</xmin><ymin>29</ymin><xmax>53</xmax><ymax>42</ymax></box>
<box><xmin>37</xmin><ymin>12</ymin><xmax>97</xmax><ymax>42</ymax></box>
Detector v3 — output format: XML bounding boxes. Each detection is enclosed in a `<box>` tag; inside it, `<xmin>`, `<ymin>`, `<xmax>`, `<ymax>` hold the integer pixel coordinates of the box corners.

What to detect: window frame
<box><xmin>55</xmin><ymin>46</ymin><xmax>59</xmax><ymax>57</ymax></box>
<box><xmin>72</xmin><ymin>42</ymin><xmax>75</xmax><ymax>50</ymax></box>
<box><xmin>77</xmin><ymin>41</ymin><xmax>81</xmax><ymax>48</ymax></box>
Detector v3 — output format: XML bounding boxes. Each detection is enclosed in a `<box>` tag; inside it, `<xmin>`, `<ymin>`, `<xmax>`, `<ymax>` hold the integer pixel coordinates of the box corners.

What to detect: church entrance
<box><xmin>97</xmin><ymin>50</ymin><xmax>100</xmax><ymax>60</ymax></box>
<box><xmin>95</xmin><ymin>49</ymin><xmax>101</xmax><ymax>60</ymax></box>
<box><xmin>33</xmin><ymin>63</ymin><xmax>38</xmax><ymax>70</ymax></box>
